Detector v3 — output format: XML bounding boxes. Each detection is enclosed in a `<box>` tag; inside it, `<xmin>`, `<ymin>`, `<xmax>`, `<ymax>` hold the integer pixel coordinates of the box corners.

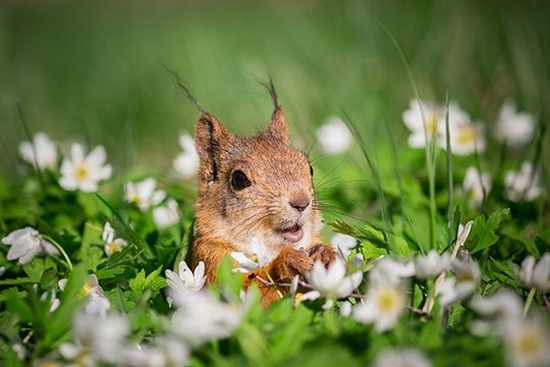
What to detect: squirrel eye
<box><xmin>231</xmin><ymin>170</ymin><xmax>251</xmax><ymax>190</ymax></box>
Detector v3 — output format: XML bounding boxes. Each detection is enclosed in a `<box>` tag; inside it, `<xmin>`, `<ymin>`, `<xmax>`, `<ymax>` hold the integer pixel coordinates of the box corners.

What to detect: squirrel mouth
<box><xmin>281</xmin><ymin>224</ymin><xmax>304</xmax><ymax>243</ymax></box>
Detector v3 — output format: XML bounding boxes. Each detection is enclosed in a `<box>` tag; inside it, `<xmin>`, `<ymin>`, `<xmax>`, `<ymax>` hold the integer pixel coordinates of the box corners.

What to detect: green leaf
<box><xmin>216</xmin><ymin>256</ymin><xmax>244</xmax><ymax>300</ymax></box>
<box><xmin>40</xmin><ymin>267</ymin><xmax>59</xmax><ymax>291</ymax></box>
<box><xmin>465</xmin><ymin>208</ymin><xmax>510</xmax><ymax>254</ymax></box>
<box><xmin>5</xmin><ymin>289</ymin><xmax>33</xmax><ymax>322</ymax></box>
<box><xmin>485</xmin><ymin>258</ymin><xmax>522</xmax><ymax>290</ymax></box>
<box><xmin>237</xmin><ymin>323</ymin><xmax>268</xmax><ymax>364</ymax></box>
<box><xmin>417</xmin><ymin>317</ymin><xmax>443</xmax><ymax>349</ymax></box>
<box><xmin>22</xmin><ymin>258</ymin><xmax>49</xmax><ymax>283</ymax></box>
<box><xmin>47</xmin><ymin>264</ymin><xmax>88</xmax><ymax>346</ymax></box>
<box><xmin>268</xmin><ymin>301</ymin><xmax>315</xmax><ymax>361</ymax></box>
<box><xmin>95</xmin><ymin>264</ymin><xmax>128</xmax><ymax>280</ymax></box>
<box><xmin>129</xmin><ymin>266</ymin><xmax>166</xmax><ymax>294</ymax></box>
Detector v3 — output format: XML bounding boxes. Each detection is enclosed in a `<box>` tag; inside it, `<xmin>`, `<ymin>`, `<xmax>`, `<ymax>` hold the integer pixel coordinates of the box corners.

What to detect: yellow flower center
<box><xmin>377</xmin><ymin>287</ymin><xmax>402</xmax><ymax>313</ymax></box>
<box><xmin>106</xmin><ymin>241</ymin><xmax>122</xmax><ymax>255</ymax></box>
<box><xmin>425</xmin><ymin>114</ymin><xmax>439</xmax><ymax>137</ymax></box>
<box><xmin>457</xmin><ymin>125</ymin><xmax>477</xmax><ymax>145</ymax></box>
<box><xmin>36</xmin><ymin>361</ymin><xmax>62</xmax><ymax>367</ymax></box>
<box><xmin>515</xmin><ymin>327</ymin><xmax>543</xmax><ymax>358</ymax></box>
<box><xmin>456</xmin><ymin>269</ymin><xmax>475</xmax><ymax>284</ymax></box>
<box><xmin>77</xmin><ymin>283</ymin><xmax>93</xmax><ymax>299</ymax></box>
<box><xmin>75</xmin><ymin>164</ymin><xmax>89</xmax><ymax>181</ymax></box>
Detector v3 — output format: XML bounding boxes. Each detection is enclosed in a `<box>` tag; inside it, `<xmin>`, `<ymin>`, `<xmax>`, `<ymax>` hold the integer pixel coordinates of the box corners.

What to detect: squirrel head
<box><xmin>194</xmin><ymin>102</ymin><xmax>323</xmax><ymax>257</ymax></box>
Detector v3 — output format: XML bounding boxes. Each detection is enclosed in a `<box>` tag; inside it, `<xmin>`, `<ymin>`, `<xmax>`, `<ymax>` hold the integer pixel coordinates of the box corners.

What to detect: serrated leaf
<box><xmin>129</xmin><ymin>266</ymin><xmax>166</xmax><ymax>294</ymax></box>
<box><xmin>95</xmin><ymin>265</ymin><xmax>127</xmax><ymax>280</ymax></box>
<box><xmin>466</xmin><ymin>208</ymin><xmax>510</xmax><ymax>254</ymax></box>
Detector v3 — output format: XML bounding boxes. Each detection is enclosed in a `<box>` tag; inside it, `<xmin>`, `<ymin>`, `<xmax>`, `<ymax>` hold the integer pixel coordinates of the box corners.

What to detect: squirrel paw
<box><xmin>271</xmin><ymin>247</ymin><xmax>314</xmax><ymax>280</ymax></box>
<box><xmin>308</xmin><ymin>244</ymin><xmax>338</xmax><ymax>268</ymax></box>
<box><xmin>286</xmin><ymin>248</ymin><xmax>315</xmax><ymax>276</ymax></box>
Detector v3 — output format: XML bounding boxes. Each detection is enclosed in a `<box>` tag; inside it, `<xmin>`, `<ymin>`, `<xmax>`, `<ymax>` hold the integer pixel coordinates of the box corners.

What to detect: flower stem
<box><xmin>523</xmin><ymin>287</ymin><xmax>536</xmax><ymax>317</ymax></box>
<box><xmin>263</xmin><ymin>269</ymin><xmax>284</xmax><ymax>300</ymax></box>
<box><xmin>42</xmin><ymin>235</ymin><xmax>73</xmax><ymax>271</ymax></box>
<box><xmin>324</xmin><ymin>303</ymin><xmax>336</xmax><ymax>335</ymax></box>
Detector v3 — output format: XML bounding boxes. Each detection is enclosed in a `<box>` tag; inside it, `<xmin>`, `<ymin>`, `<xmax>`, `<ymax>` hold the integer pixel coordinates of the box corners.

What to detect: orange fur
<box><xmin>191</xmin><ymin>85</ymin><xmax>337</xmax><ymax>306</ymax></box>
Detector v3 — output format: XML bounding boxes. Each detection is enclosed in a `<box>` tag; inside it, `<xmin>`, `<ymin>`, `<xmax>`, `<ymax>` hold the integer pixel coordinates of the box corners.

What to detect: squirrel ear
<box><xmin>194</xmin><ymin>113</ymin><xmax>233</xmax><ymax>183</ymax></box>
<box><xmin>267</xmin><ymin>106</ymin><xmax>290</xmax><ymax>143</ymax></box>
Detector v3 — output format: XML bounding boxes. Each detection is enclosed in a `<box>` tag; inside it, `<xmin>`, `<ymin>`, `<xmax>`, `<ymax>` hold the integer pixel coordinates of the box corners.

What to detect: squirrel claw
<box><xmin>284</xmin><ymin>248</ymin><xmax>314</xmax><ymax>276</ymax></box>
<box><xmin>308</xmin><ymin>244</ymin><xmax>337</xmax><ymax>268</ymax></box>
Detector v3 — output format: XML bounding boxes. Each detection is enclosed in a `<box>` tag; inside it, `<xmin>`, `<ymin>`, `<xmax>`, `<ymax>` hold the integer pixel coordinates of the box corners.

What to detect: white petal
<box><xmin>70</xmin><ymin>143</ymin><xmax>85</xmax><ymax>164</ymax></box>
<box><xmin>2</xmin><ymin>227</ymin><xmax>38</xmax><ymax>245</ymax></box>
<box><xmin>86</xmin><ymin>145</ymin><xmax>107</xmax><ymax>166</ymax></box>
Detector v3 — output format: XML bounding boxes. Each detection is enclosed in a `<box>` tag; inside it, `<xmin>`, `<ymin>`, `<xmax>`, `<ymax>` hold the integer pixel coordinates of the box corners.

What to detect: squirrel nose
<box><xmin>289</xmin><ymin>197</ymin><xmax>310</xmax><ymax>212</ymax></box>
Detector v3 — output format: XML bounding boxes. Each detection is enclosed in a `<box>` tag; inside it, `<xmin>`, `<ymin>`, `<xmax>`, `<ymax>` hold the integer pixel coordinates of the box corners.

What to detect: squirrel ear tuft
<box><xmin>194</xmin><ymin>113</ymin><xmax>233</xmax><ymax>183</ymax></box>
<box><xmin>263</xmin><ymin>78</ymin><xmax>290</xmax><ymax>143</ymax></box>
<box><xmin>268</xmin><ymin>106</ymin><xmax>290</xmax><ymax>143</ymax></box>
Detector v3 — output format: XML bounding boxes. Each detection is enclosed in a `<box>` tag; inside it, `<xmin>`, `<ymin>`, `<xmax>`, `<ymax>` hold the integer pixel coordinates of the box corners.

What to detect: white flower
<box><xmin>495</xmin><ymin>101</ymin><xmax>535</xmax><ymax>147</ymax></box>
<box><xmin>470</xmin><ymin>290</ymin><xmax>524</xmax><ymax>319</ymax></box>
<box><xmin>18</xmin><ymin>132</ymin><xmax>58</xmax><ymax>170</ymax></box>
<box><xmin>0</xmin><ymin>266</ymin><xmax>5</xmax><ymax>277</ymax></box>
<box><xmin>469</xmin><ymin>290</ymin><xmax>524</xmax><ymax>336</ymax></box>
<box><xmin>166</xmin><ymin>260</ymin><xmax>206</xmax><ymax>297</ymax></box>
<box><xmin>353</xmin><ymin>280</ymin><xmax>408</xmax><ymax>333</ymax></box>
<box><xmin>462</xmin><ymin>167</ymin><xmax>492</xmax><ymax>209</ymax></box>
<box><xmin>505</xmin><ymin>162</ymin><xmax>542</xmax><ymax>202</ymax></box>
<box><xmin>315</xmin><ymin>116</ymin><xmax>353</xmax><ymax>154</ymax></box>
<box><xmin>369</xmin><ymin>257</ymin><xmax>416</xmax><ymax>286</ymax></box>
<box><xmin>59</xmin><ymin>312</ymin><xmax>129</xmax><ymax>366</ymax></box>
<box><xmin>340</xmin><ymin>300</ymin><xmax>353</xmax><ymax>317</ymax></box>
<box><xmin>502</xmin><ymin>315</ymin><xmax>550</xmax><ymax>367</ymax></box>
<box><xmin>102</xmin><ymin>222</ymin><xmax>128</xmax><ymax>256</ymax></box>
<box><xmin>301</xmin><ymin>259</ymin><xmax>363</xmax><ymax>309</ymax></box>
<box><xmin>12</xmin><ymin>343</ymin><xmax>26</xmax><ymax>360</ymax></box>
<box><xmin>402</xmin><ymin>99</ymin><xmax>445</xmax><ymax>148</ymax></box>
<box><xmin>59</xmin><ymin>274</ymin><xmax>111</xmax><ymax>317</ymax></box>
<box><xmin>371</xmin><ymin>348</ymin><xmax>432</xmax><ymax>367</ymax></box>
<box><xmin>231</xmin><ymin>237</ymin><xmax>271</xmax><ymax>273</ymax></box>
<box><xmin>122</xmin><ymin>338</ymin><xmax>190</xmax><ymax>367</ymax></box>
<box><xmin>444</xmin><ymin>117</ymin><xmax>485</xmax><ymax>156</ymax></box>
<box><xmin>1</xmin><ymin>227</ymin><xmax>59</xmax><ymax>264</ymax></box>
<box><xmin>436</xmin><ymin>258</ymin><xmax>480</xmax><ymax>306</ymax></box>
<box><xmin>124</xmin><ymin>178</ymin><xmax>167</xmax><ymax>211</ymax></box>
<box><xmin>414</xmin><ymin>250</ymin><xmax>451</xmax><ymax>279</ymax></box>
<box><xmin>520</xmin><ymin>253</ymin><xmax>550</xmax><ymax>292</ymax></box>
<box><xmin>402</xmin><ymin>99</ymin><xmax>485</xmax><ymax>155</ymax></box>
<box><xmin>59</xmin><ymin>143</ymin><xmax>112</xmax><ymax>192</ymax></box>
<box><xmin>169</xmin><ymin>291</ymin><xmax>246</xmax><ymax>345</ymax></box>
<box><xmin>173</xmin><ymin>132</ymin><xmax>200</xmax><ymax>179</ymax></box>
<box><xmin>152</xmin><ymin>199</ymin><xmax>181</xmax><ymax>229</ymax></box>
<box><xmin>330</xmin><ymin>233</ymin><xmax>357</xmax><ymax>258</ymax></box>
<box><xmin>40</xmin><ymin>289</ymin><xmax>61</xmax><ymax>313</ymax></box>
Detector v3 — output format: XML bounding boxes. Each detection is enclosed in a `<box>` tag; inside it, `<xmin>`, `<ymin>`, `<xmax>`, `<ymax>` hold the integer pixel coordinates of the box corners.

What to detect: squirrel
<box><xmin>190</xmin><ymin>82</ymin><xmax>338</xmax><ymax>306</ymax></box>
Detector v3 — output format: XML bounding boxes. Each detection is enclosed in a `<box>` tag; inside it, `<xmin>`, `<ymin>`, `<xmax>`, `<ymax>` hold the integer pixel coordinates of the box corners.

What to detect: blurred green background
<box><xmin>1</xmin><ymin>0</ymin><xmax>548</xmax><ymax>186</ymax></box>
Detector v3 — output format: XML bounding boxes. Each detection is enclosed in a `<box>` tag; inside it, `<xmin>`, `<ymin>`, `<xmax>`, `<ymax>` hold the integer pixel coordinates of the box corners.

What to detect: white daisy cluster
<box><xmin>17</xmin><ymin>131</ymin><xmax>199</xmax><ymax>230</ymax></box>
<box><xmin>18</xmin><ymin>132</ymin><xmax>112</xmax><ymax>193</ymax></box>
<box><xmin>402</xmin><ymin>98</ymin><xmax>536</xmax><ymax>155</ymax></box>
<box><xmin>402</xmin><ymin>99</ymin><xmax>485</xmax><ymax>155</ymax></box>
<box><xmin>470</xmin><ymin>290</ymin><xmax>550</xmax><ymax>367</ymax></box>
<box><xmin>402</xmin><ymin>99</ymin><xmax>541</xmax><ymax>207</ymax></box>
<box><xmin>124</xmin><ymin>177</ymin><xmax>182</xmax><ymax>230</ymax></box>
